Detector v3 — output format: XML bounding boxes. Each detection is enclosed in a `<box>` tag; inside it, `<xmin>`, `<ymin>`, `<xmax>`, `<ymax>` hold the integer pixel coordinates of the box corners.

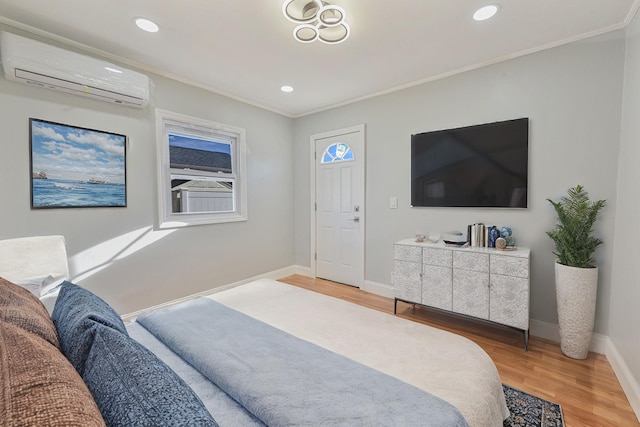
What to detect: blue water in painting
<box><xmin>32</xmin><ymin>179</ymin><xmax>126</xmax><ymax>208</ymax></box>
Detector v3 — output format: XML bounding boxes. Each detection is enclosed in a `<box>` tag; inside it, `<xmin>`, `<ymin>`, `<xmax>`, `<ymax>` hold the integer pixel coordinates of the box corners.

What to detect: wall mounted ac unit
<box><xmin>0</xmin><ymin>31</ymin><xmax>150</xmax><ymax>108</ymax></box>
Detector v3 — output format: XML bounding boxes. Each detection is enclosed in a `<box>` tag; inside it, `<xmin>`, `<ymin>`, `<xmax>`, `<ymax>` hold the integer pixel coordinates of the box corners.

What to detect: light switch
<box><xmin>390</xmin><ymin>196</ymin><xmax>398</xmax><ymax>209</ymax></box>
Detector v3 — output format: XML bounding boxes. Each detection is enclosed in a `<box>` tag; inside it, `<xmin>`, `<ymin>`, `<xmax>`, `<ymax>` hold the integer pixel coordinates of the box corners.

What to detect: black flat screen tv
<box><xmin>411</xmin><ymin>118</ymin><xmax>529</xmax><ymax>208</ymax></box>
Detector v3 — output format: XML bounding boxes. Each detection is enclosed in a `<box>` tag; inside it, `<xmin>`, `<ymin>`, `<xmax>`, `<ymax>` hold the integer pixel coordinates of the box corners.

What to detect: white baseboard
<box><xmin>529</xmin><ymin>319</ymin><xmax>561</xmax><ymax>342</ymax></box>
<box><xmin>122</xmin><ymin>265</ymin><xmax>308</xmax><ymax>321</ymax></box>
<box><xmin>362</xmin><ymin>279</ymin><xmax>395</xmax><ymax>298</ymax></box>
<box><xmin>280</xmin><ymin>269</ymin><xmax>396</xmax><ymax>298</ymax></box>
<box><xmin>529</xmin><ymin>319</ymin><xmax>608</xmax><ymax>354</ymax></box>
<box><xmin>530</xmin><ymin>320</ymin><xmax>640</xmax><ymax>421</ymax></box>
<box><xmin>606</xmin><ymin>340</ymin><xmax>640</xmax><ymax>422</ymax></box>
<box><xmin>290</xmin><ymin>265</ymin><xmax>313</xmax><ymax>277</ymax></box>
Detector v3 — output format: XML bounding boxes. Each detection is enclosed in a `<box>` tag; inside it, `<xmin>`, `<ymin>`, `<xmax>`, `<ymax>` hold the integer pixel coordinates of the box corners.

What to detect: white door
<box><xmin>313</xmin><ymin>126</ymin><xmax>364</xmax><ymax>287</ymax></box>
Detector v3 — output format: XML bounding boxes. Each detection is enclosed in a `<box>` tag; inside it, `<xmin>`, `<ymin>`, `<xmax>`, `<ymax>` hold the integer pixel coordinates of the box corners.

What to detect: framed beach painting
<box><xmin>29</xmin><ymin>118</ymin><xmax>127</xmax><ymax>209</ymax></box>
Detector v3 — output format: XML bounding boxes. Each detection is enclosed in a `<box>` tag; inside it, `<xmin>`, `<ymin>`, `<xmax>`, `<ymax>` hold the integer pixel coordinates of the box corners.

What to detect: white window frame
<box><xmin>155</xmin><ymin>109</ymin><xmax>247</xmax><ymax>228</ymax></box>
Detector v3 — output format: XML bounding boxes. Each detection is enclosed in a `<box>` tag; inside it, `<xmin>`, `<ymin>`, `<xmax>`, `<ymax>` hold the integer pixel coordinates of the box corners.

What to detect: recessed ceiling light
<box><xmin>105</xmin><ymin>67</ymin><xmax>123</xmax><ymax>74</ymax></box>
<box><xmin>281</xmin><ymin>85</ymin><xmax>294</xmax><ymax>93</ymax></box>
<box><xmin>473</xmin><ymin>4</ymin><xmax>500</xmax><ymax>21</ymax></box>
<box><xmin>135</xmin><ymin>18</ymin><xmax>159</xmax><ymax>33</ymax></box>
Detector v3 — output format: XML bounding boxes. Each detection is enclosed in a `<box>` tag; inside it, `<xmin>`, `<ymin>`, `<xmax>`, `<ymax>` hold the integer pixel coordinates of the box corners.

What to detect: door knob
<box><xmin>348</xmin><ymin>216</ymin><xmax>360</xmax><ymax>222</ymax></box>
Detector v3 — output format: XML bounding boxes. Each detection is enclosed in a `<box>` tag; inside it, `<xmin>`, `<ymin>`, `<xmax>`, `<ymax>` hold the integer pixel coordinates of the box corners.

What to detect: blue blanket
<box><xmin>137</xmin><ymin>298</ymin><xmax>469</xmax><ymax>427</ymax></box>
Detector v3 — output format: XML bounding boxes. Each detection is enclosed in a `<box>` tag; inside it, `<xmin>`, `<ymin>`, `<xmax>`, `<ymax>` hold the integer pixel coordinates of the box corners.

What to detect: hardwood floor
<box><xmin>278</xmin><ymin>274</ymin><xmax>639</xmax><ymax>427</ymax></box>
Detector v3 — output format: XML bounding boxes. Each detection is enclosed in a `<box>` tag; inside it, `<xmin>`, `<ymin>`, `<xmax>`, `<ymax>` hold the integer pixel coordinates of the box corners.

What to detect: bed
<box><xmin>0</xmin><ymin>235</ymin><xmax>509</xmax><ymax>426</ymax></box>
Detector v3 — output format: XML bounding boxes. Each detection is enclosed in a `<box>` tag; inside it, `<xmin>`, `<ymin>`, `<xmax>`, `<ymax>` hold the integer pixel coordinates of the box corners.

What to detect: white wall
<box><xmin>0</xmin><ymin>22</ymin><xmax>633</xmax><ymax>349</ymax></box>
<box><xmin>0</xmin><ymin>26</ymin><xmax>295</xmax><ymax>314</ymax></box>
<box><xmin>609</xmin><ymin>10</ymin><xmax>640</xmax><ymax>413</ymax></box>
<box><xmin>293</xmin><ymin>30</ymin><xmax>626</xmax><ymax>334</ymax></box>
<box><xmin>1</xmin><ymin>17</ymin><xmax>638</xmax><ymax>415</ymax></box>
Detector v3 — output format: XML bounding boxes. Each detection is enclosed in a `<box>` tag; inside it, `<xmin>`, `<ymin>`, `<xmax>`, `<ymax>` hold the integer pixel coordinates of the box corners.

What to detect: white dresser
<box><xmin>392</xmin><ymin>238</ymin><xmax>530</xmax><ymax>348</ymax></box>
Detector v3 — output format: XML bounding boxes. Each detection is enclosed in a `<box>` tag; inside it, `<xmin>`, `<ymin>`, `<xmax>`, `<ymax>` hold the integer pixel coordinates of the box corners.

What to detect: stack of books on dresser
<box><xmin>466</xmin><ymin>223</ymin><xmax>500</xmax><ymax>248</ymax></box>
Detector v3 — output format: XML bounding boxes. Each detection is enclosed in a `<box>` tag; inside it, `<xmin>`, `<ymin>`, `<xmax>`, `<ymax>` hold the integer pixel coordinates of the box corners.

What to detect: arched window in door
<box><xmin>321</xmin><ymin>142</ymin><xmax>354</xmax><ymax>163</ymax></box>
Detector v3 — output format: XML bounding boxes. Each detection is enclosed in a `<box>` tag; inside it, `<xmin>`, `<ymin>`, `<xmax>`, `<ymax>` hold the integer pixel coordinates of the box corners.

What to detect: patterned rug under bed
<box><xmin>503</xmin><ymin>385</ymin><xmax>564</xmax><ymax>427</ymax></box>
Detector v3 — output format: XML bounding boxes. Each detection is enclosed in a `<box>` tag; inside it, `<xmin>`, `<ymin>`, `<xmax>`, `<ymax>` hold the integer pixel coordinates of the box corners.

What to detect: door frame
<box><xmin>309</xmin><ymin>124</ymin><xmax>366</xmax><ymax>286</ymax></box>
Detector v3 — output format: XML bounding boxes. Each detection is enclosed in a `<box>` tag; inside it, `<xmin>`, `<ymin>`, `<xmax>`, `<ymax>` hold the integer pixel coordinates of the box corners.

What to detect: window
<box><xmin>156</xmin><ymin>109</ymin><xmax>247</xmax><ymax>228</ymax></box>
<box><xmin>321</xmin><ymin>142</ymin><xmax>354</xmax><ymax>163</ymax></box>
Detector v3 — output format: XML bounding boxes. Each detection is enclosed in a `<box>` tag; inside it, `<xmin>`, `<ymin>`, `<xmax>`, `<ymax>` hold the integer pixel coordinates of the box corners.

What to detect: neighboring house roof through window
<box><xmin>169</xmin><ymin>146</ymin><xmax>232</xmax><ymax>173</ymax></box>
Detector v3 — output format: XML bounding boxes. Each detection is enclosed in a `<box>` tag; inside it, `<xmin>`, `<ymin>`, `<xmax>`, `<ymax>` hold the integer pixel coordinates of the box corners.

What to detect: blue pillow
<box><xmin>83</xmin><ymin>324</ymin><xmax>218</xmax><ymax>427</ymax></box>
<box><xmin>51</xmin><ymin>281</ymin><xmax>127</xmax><ymax>375</ymax></box>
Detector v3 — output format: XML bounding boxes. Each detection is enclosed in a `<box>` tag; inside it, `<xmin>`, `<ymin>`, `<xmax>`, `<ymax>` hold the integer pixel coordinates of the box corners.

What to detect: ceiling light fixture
<box><xmin>282</xmin><ymin>0</ymin><xmax>350</xmax><ymax>45</ymax></box>
<box><xmin>281</xmin><ymin>85</ymin><xmax>294</xmax><ymax>93</ymax></box>
<box><xmin>135</xmin><ymin>18</ymin><xmax>159</xmax><ymax>33</ymax></box>
<box><xmin>473</xmin><ymin>4</ymin><xmax>500</xmax><ymax>21</ymax></box>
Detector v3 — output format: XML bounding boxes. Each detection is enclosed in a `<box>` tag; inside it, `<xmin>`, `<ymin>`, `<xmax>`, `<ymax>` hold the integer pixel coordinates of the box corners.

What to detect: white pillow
<box><xmin>40</xmin><ymin>275</ymin><xmax>66</xmax><ymax>296</ymax></box>
<box><xmin>13</xmin><ymin>275</ymin><xmax>66</xmax><ymax>297</ymax></box>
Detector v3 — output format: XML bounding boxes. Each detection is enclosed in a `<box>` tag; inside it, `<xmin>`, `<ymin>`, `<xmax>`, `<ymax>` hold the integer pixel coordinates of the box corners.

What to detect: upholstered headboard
<box><xmin>0</xmin><ymin>235</ymin><xmax>69</xmax><ymax>282</ymax></box>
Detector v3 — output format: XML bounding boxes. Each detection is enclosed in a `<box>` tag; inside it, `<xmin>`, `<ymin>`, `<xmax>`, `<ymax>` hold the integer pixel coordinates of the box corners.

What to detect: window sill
<box><xmin>158</xmin><ymin>212</ymin><xmax>248</xmax><ymax>229</ymax></box>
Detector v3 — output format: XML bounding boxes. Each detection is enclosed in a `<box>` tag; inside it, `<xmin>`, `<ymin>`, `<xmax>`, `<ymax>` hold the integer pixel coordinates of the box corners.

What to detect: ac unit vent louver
<box><xmin>0</xmin><ymin>31</ymin><xmax>150</xmax><ymax>108</ymax></box>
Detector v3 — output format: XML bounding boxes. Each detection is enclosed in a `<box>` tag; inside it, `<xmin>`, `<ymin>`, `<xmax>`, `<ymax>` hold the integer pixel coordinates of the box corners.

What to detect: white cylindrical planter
<box><xmin>555</xmin><ymin>262</ymin><xmax>598</xmax><ymax>359</ymax></box>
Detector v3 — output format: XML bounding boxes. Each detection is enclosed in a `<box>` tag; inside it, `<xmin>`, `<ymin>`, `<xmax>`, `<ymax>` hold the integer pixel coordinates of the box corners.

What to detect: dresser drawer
<box><xmin>453</xmin><ymin>251</ymin><xmax>489</xmax><ymax>273</ymax></box>
<box><xmin>394</xmin><ymin>245</ymin><xmax>422</xmax><ymax>262</ymax></box>
<box><xmin>491</xmin><ymin>255</ymin><xmax>529</xmax><ymax>278</ymax></box>
<box><xmin>423</xmin><ymin>247</ymin><xmax>452</xmax><ymax>267</ymax></box>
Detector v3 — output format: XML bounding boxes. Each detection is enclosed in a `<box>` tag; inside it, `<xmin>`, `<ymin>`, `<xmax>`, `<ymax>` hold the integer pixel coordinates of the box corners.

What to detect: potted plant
<box><xmin>547</xmin><ymin>185</ymin><xmax>606</xmax><ymax>359</ymax></box>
